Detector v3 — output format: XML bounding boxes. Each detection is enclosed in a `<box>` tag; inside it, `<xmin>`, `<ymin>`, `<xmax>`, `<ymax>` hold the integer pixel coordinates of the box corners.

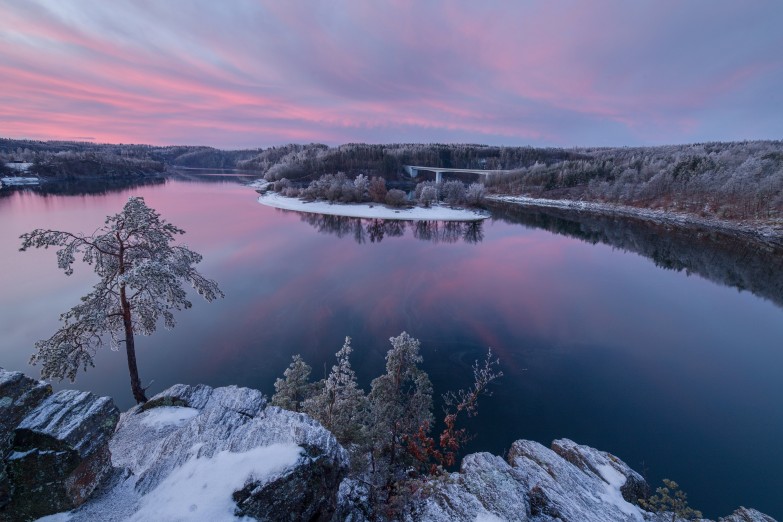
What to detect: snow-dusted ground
<box><xmin>489</xmin><ymin>194</ymin><xmax>783</xmax><ymax>245</ymax></box>
<box><xmin>1</xmin><ymin>176</ymin><xmax>39</xmax><ymax>186</ymax></box>
<box><xmin>258</xmin><ymin>191</ymin><xmax>489</xmax><ymax>221</ymax></box>
<box><xmin>127</xmin><ymin>443</ymin><xmax>301</xmax><ymax>522</ymax></box>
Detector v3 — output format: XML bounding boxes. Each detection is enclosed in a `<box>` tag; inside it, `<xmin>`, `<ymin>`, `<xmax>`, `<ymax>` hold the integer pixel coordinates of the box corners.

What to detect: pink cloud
<box><xmin>1</xmin><ymin>1</ymin><xmax>780</xmax><ymax>147</ymax></box>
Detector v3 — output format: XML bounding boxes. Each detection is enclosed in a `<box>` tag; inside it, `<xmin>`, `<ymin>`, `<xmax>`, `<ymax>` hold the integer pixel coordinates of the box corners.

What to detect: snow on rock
<box><xmin>550</xmin><ymin>438</ymin><xmax>649</xmax><ymax>508</ymax></box>
<box><xmin>128</xmin><ymin>443</ymin><xmax>301</xmax><ymax>522</ymax></box>
<box><xmin>413</xmin><ymin>438</ymin><xmax>650</xmax><ymax>522</ymax></box>
<box><xmin>718</xmin><ymin>507</ymin><xmax>778</xmax><ymax>522</ymax></box>
<box><xmin>59</xmin><ymin>383</ymin><xmax>348</xmax><ymax>522</ymax></box>
<box><xmin>258</xmin><ymin>191</ymin><xmax>489</xmax><ymax>221</ymax></box>
<box><xmin>137</xmin><ymin>406</ymin><xmax>199</xmax><ymax>429</ymax></box>
<box><xmin>2</xmin><ymin>388</ymin><xmax>118</xmax><ymax>520</ymax></box>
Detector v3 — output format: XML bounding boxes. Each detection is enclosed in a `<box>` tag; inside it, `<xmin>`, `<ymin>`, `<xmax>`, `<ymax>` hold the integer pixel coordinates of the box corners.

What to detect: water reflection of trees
<box><xmin>23</xmin><ymin>176</ymin><xmax>166</xmax><ymax>197</ymax></box>
<box><xmin>289</xmin><ymin>211</ymin><xmax>484</xmax><ymax>245</ymax></box>
<box><xmin>489</xmin><ymin>201</ymin><xmax>783</xmax><ymax>309</ymax></box>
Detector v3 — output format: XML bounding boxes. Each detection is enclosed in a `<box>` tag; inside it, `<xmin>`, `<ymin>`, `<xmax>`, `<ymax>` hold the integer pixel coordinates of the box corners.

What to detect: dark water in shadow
<box><xmin>1</xmin><ymin>174</ymin><xmax>781</xmax><ymax>518</ymax></box>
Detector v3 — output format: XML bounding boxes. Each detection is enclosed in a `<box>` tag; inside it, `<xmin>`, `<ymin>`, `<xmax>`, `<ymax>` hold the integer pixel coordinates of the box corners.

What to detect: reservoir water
<box><xmin>1</xmin><ymin>172</ymin><xmax>781</xmax><ymax>518</ymax></box>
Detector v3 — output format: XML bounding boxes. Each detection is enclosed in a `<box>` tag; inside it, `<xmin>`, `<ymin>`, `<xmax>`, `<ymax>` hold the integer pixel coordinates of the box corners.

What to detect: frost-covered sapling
<box><xmin>638</xmin><ymin>479</ymin><xmax>702</xmax><ymax>521</ymax></box>
<box><xmin>20</xmin><ymin>196</ymin><xmax>223</xmax><ymax>403</ymax></box>
<box><xmin>271</xmin><ymin>354</ymin><xmax>315</xmax><ymax>412</ymax></box>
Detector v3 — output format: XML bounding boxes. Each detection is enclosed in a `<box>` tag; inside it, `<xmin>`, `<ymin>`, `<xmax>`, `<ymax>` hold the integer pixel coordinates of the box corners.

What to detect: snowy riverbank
<box><xmin>0</xmin><ymin>176</ymin><xmax>40</xmax><ymax>188</ymax></box>
<box><xmin>258</xmin><ymin>191</ymin><xmax>489</xmax><ymax>221</ymax></box>
<box><xmin>489</xmin><ymin>194</ymin><xmax>783</xmax><ymax>246</ymax></box>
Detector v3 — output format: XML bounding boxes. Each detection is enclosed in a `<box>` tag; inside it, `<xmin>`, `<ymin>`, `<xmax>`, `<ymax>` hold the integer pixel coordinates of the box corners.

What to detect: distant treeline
<box><xmin>484</xmin><ymin>141</ymin><xmax>783</xmax><ymax>221</ymax></box>
<box><xmin>241</xmin><ymin>142</ymin><xmax>580</xmax><ymax>182</ymax></box>
<box><xmin>4</xmin><ymin>138</ymin><xmax>782</xmax><ymax>222</ymax></box>
<box><xmin>0</xmin><ymin>138</ymin><xmax>258</xmax><ymax>179</ymax></box>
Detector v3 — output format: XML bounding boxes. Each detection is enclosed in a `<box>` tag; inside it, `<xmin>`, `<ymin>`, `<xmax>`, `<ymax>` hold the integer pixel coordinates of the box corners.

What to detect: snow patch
<box><xmin>474</xmin><ymin>510</ymin><xmax>507</xmax><ymax>522</ymax></box>
<box><xmin>127</xmin><ymin>443</ymin><xmax>302</xmax><ymax>522</ymax></box>
<box><xmin>1</xmin><ymin>176</ymin><xmax>39</xmax><ymax>186</ymax></box>
<box><xmin>258</xmin><ymin>192</ymin><xmax>488</xmax><ymax>222</ymax></box>
<box><xmin>139</xmin><ymin>406</ymin><xmax>199</xmax><ymax>428</ymax></box>
<box><xmin>596</xmin><ymin>463</ymin><xmax>643</xmax><ymax>520</ymax></box>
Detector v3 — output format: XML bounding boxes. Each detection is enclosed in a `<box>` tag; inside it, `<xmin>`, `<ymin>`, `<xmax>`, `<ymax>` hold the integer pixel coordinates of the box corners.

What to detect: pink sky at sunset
<box><xmin>1</xmin><ymin>1</ymin><xmax>781</xmax><ymax>149</ymax></box>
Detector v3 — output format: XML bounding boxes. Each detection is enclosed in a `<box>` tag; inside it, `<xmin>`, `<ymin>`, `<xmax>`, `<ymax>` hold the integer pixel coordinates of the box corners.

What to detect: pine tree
<box><xmin>19</xmin><ymin>196</ymin><xmax>223</xmax><ymax>403</ymax></box>
<box><xmin>271</xmin><ymin>354</ymin><xmax>314</xmax><ymax>412</ymax></box>
<box><xmin>639</xmin><ymin>479</ymin><xmax>702</xmax><ymax>521</ymax></box>
<box><xmin>303</xmin><ymin>337</ymin><xmax>368</xmax><ymax>444</ymax></box>
<box><xmin>368</xmin><ymin>332</ymin><xmax>433</xmax><ymax>468</ymax></box>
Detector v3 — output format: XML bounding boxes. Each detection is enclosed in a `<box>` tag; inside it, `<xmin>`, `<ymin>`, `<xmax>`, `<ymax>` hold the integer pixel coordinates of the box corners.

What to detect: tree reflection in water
<box><xmin>489</xmin><ymin>201</ymin><xmax>783</xmax><ymax>309</ymax></box>
<box><xmin>286</xmin><ymin>210</ymin><xmax>484</xmax><ymax>245</ymax></box>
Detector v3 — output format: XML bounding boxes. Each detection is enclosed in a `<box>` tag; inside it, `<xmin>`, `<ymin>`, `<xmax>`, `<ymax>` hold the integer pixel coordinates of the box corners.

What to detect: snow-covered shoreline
<box><xmin>488</xmin><ymin>194</ymin><xmax>783</xmax><ymax>246</ymax></box>
<box><xmin>1</xmin><ymin>176</ymin><xmax>40</xmax><ymax>187</ymax></box>
<box><xmin>257</xmin><ymin>191</ymin><xmax>489</xmax><ymax>221</ymax></box>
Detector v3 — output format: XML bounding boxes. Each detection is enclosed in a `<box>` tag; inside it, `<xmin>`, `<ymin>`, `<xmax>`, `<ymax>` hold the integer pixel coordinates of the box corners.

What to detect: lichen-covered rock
<box><xmin>58</xmin><ymin>384</ymin><xmax>348</xmax><ymax>521</ymax></box>
<box><xmin>2</xmin><ymin>389</ymin><xmax>118</xmax><ymax>521</ymax></box>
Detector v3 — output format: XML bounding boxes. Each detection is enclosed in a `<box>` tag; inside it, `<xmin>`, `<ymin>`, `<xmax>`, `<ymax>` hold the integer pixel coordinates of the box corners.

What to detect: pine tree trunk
<box><xmin>121</xmin><ymin>287</ymin><xmax>147</xmax><ymax>404</ymax></box>
<box><xmin>118</xmin><ymin>234</ymin><xmax>147</xmax><ymax>403</ymax></box>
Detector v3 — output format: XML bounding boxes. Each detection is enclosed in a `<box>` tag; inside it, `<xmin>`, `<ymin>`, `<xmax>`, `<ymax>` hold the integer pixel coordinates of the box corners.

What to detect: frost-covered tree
<box><xmin>271</xmin><ymin>354</ymin><xmax>314</xmax><ymax>412</ymax></box>
<box><xmin>369</xmin><ymin>332</ymin><xmax>433</xmax><ymax>468</ymax></box>
<box><xmin>19</xmin><ymin>196</ymin><xmax>223</xmax><ymax>403</ymax></box>
<box><xmin>353</xmin><ymin>174</ymin><xmax>369</xmax><ymax>201</ymax></box>
<box><xmin>465</xmin><ymin>182</ymin><xmax>486</xmax><ymax>206</ymax></box>
<box><xmin>441</xmin><ymin>180</ymin><xmax>467</xmax><ymax>207</ymax></box>
<box><xmin>303</xmin><ymin>337</ymin><xmax>368</xmax><ymax>444</ymax></box>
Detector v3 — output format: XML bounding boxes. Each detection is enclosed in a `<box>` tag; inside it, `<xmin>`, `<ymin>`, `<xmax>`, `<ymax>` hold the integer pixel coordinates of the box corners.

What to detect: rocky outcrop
<box><xmin>59</xmin><ymin>383</ymin><xmax>348</xmax><ymax>521</ymax></box>
<box><xmin>1</xmin><ymin>371</ymin><xmax>777</xmax><ymax>521</ymax></box>
<box><xmin>412</xmin><ymin>439</ymin><xmax>645</xmax><ymax>521</ymax></box>
<box><xmin>0</xmin><ymin>369</ymin><xmax>118</xmax><ymax>521</ymax></box>
<box><xmin>410</xmin><ymin>439</ymin><xmax>779</xmax><ymax>522</ymax></box>
<box><xmin>719</xmin><ymin>507</ymin><xmax>778</xmax><ymax>522</ymax></box>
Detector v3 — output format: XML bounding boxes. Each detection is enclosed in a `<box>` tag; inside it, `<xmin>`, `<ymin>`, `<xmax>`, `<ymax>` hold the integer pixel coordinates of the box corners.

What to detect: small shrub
<box><xmin>385</xmin><ymin>189</ymin><xmax>407</xmax><ymax>207</ymax></box>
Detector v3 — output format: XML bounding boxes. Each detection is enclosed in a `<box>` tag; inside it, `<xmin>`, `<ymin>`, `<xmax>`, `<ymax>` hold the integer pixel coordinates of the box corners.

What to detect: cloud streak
<box><xmin>1</xmin><ymin>0</ymin><xmax>781</xmax><ymax>147</ymax></box>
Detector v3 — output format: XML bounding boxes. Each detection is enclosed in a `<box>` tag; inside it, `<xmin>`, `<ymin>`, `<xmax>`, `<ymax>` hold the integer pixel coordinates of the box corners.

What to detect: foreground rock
<box><xmin>406</xmin><ymin>439</ymin><xmax>778</xmax><ymax>522</ymax></box>
<box><xmin>56</xmin><ymin>383</ymin><xmax>348</xmax><ymax>521</ymax></box>
<box><xmin>0</xmin><ymin>369</ymin><xmax>118</xmax><ymax>521</ymax></box>
<box><xmin>1</xmin><ymin>371</ymin><xmax>776</xmax><ymax>521</ymax></box>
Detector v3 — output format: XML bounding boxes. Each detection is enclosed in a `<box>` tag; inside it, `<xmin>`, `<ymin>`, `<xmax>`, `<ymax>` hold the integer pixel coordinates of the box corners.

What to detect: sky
<box><xmin>0</xmin><ymin>1</ymin><xmax>781</xmax><ymax>149</ymax></box>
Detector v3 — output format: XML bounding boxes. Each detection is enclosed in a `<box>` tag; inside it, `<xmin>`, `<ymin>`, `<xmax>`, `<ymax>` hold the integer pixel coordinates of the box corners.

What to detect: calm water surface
<box><xmin>1</xmin><ymin>173</ymin><xmax>781</xmax><ymax>519</ymax></box>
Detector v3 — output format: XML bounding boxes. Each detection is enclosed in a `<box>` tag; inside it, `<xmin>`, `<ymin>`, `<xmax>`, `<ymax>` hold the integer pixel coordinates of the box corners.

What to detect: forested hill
<box><xmin>4</xmin><ymin>138</ymin><xmax>782</xmax><ymax>224</ymax></box>
<box><xmin>0</xmin><ymin>138</ymin><xmax>259</xmax><ymax>178</ymax></box>
<box><xmin>243</xmin><ymin>141</ymin><xmax>783</xmax><ymax>224</ymax></box>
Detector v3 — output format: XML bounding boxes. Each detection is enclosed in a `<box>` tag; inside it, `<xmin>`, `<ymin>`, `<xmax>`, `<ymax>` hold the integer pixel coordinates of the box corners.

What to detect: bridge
<box><xmin>403</xmin><ymin>165</ymin><xmax>508</xmax><ymax>183</ymax></box>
